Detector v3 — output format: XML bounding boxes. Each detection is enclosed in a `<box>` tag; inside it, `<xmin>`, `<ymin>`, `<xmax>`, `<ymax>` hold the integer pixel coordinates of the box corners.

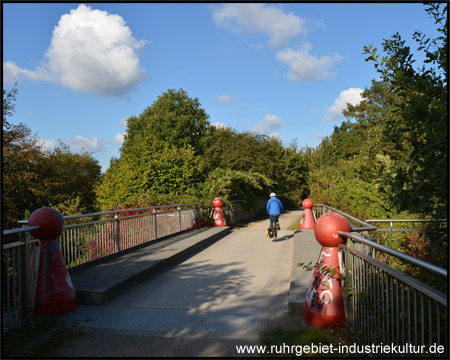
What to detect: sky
<box><xmin>3</xmin><ymin>2</ymin><xmax>441</xmax><ymax>173</ymax></box>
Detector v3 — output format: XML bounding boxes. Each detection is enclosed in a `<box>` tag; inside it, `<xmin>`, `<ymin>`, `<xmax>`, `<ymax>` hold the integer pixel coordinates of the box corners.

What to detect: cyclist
<box><xmin>266</xmin><ymin>192</ymin><xmax>283</xmax><ymax>230</ymax></box>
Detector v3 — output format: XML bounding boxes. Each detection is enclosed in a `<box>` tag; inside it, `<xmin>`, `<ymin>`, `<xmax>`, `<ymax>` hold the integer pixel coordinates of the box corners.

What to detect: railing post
<box><xmin>152</xmin><ymin>209</ymin><xmax>157</xmax><ymax>240</ymax></box>
<box><xmin>114</xmin><ymin>213</ymin><xmax>121</xmax><ymax>252</ymax></box>
<box><xmin>178</xmin><ymin>206</ymin><xmax>182</xmax><ymax>232</ymax></box>
<box><xmin>19</xmin><ymin>231</ymin><xmax>28</xmax><ymax>319</ymax></box>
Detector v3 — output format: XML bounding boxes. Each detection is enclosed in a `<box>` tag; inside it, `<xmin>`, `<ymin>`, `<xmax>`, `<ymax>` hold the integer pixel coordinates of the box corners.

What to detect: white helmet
<box><xmin>270</xmin><ymin>192</ymin><xmax>276</xmax><ymax>197</ymax></box>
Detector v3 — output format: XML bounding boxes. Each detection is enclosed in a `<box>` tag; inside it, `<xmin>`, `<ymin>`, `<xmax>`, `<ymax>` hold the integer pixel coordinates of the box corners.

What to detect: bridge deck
<box><xmin>57</xmin><ymin>210</ymin><xmax>323</xmax><ymax>357</ymax></box>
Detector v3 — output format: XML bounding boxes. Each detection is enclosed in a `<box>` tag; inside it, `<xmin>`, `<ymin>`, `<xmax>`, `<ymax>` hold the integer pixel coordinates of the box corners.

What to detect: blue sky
<box><xmin>3</xmin><ymin>2</ymin><xmax>440</xmax><ymax>173</ymax></box>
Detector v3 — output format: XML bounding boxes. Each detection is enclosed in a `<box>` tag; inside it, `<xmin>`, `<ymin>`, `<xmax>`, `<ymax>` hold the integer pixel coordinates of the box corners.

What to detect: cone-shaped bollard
<box><xmin>299</xmin><ymin>198</ymin><xmax>315</xmax><ymax>229</ymax></box>
<box><xmin>28</xmin><ymin>207</ymin><xmax>77</xmax><ymax>317</ymax></box>
<box><xmin>303</xmin><ymin>212</ymin><xmax>350</xmax><ymax>328</ymax></box>
<box><xmin>212</xmin><ymin>197</ymin><xmax>226</xmax><ymax>226</ymax></box>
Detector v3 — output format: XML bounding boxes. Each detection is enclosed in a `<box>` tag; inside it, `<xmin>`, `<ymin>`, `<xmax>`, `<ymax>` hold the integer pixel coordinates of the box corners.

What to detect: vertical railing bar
<box><xmin>407</xmin><ymin>285</ymin><xmax>411</xmax><ymax>344</ymax></box>
<box><xmin>401</xmin><ymin>281</ymin><xmax>405</xmax><ymax>345</ymax></box>
<box><xmin>435</xmin><ymin>302</ymin><xmax>440</xmax><ymax>348</ymax></box>
<box><xmin>390</xmin><ymin>276</ymin><xmax>394</xmax><ymax>344</ymax></box>
<box><xmin>413</xmin><ymin>289</ymin><xmax>418</xmax><ymax>346</ymax></box>
<box><xmin>427</xmin><ymin>297</ymin><xmax>432</xmax><ymax>346</ymax></box>
<box><xmin>420</xmin><ymin>293</ymin><xmax>425</xmax><ymax>347</ymax></box>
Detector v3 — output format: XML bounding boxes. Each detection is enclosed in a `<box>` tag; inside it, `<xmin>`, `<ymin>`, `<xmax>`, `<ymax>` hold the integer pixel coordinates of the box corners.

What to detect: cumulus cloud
<box><xmin>252</xmin><ymin>114</ymin><xmax>285</xmax><ymax>133</ymax></box>
<box><xmin>3</xmin><ymin>4</ymin><xmax>147</xmax><ymax>96</ymax></box>
<box><xmin>212</xmin><ymin>3</ymin><xmax>303</xmax><ymax>47</ymax></box>
<box><xmin>275</xmin><ymin>42</ymin><xmax>343</xmax><ymax>82</ymax></box>
<box><xmin>37</xmin><ymin>138</ymin><xmax>60</xmax><ymax>151</ymax></box>
<box><xmin>324</xmin><ymin>88</ymin><xmax>364</xmax><ymax>121</ymax></box>
<box><xmin>113</xmin><ymin>133</ymin><xmax>126</xmax><ymax>145</ymax></box>
<box><xmin>216</xmin><ymin>94</ymin><xmax>235</xmax><ymax>103</ymax></box>
<box><xmin>66</xmin><ymin>135</ymin><xmax>104</xmax><ymax>152</ymax></box>
<box><xmin>212</xmin><ymin>122</ymin><xmax>230</xmax><ymax>129</ymax></box>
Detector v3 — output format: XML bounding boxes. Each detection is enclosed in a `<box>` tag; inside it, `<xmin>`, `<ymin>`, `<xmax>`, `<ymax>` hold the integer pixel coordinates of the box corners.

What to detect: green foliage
<box><xmin>362</xmin><ymin>3</ymin><xmax>447</xmax><ymax>219</ymax></box>
<box><xmin>96</xmin><ymin>137</ymin><xmax>204</xmax><ymax>209</ymax></box>
<box><xmin>3</xmin><ymin>87</ymin><xmax>102</xmax><ymax>228</ymax></box>
<box><xmin>201</xmin><ymin>168</ymin><xmax>273</xmax><ymax>204</ymax></box>
<box><xmin>122</xmin><ymin>88</ymin><xmax>211</xmax><ymax>155</ymax></box>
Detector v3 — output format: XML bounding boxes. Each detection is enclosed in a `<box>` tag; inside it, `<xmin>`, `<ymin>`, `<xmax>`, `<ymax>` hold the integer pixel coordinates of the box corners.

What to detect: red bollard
<box><xmin>303</xmin><ymin>212</ymin><xmax>351</xmax><ymax>328</ymax></box>
<box><xmin>212</xmin><ymin>197</ymin><xmax>226</xmax><ymax>226</ymax></box>
<box><xmin>28</xmin><ymin>207</ymin><xmax>77</xmax><ymax>317</ymax></box>
<box><xmin>299</xmin><ymin>198</ymin><xmax>315</xmax><ymax>229</ymax></box>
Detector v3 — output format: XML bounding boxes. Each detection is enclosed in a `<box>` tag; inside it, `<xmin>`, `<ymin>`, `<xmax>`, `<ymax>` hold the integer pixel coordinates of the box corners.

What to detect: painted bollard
<box><xmin>212</xmin><ymin>197</ymin><xmax>226</xmax><ymax>226</ymax></box>
<box><xmin>303</xmin><ymin>212</ymin><xmax>351</xmax><ymax>328</ymax></box>
<box><xmin>299</xmin><ymin>198</ymin><xmax>315</xmax><ymax>229</ymax></box>
<box><xmin>28</xmin><ymin>207</ymin><xmax>77</xmax><ymax>317</ymax></box>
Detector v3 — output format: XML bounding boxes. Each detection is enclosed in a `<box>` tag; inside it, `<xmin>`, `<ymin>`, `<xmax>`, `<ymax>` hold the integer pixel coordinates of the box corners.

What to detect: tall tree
<box><xmin>3</xmin><ymin>87</ymin><xmax>44</xmax><ymax>228</ymax></box>
<box><xmin>122</xmin><ymin>89</ymin><xmax>211</xmax><ymax>155</ymax></box>
<box><xmin>363</xmin><ymin>3</ymin><xmax>447</xmax><ymax>218</ymax></box>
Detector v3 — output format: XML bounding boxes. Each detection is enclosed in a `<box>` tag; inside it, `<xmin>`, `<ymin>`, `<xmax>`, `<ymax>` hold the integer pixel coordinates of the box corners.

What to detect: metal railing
<box><xmin>312</xmin><ymin>205</ymin><xmax>447</xmax><ymax>355</ymax></box>
<box><xmin>17</xmin><ymin>203</ymin><xmax>200</xmax><ymax>269</ymax></box>
<box><xmin>2</xmin><ymin>227</ymin><xmax>41</xmax><ymax>330</ymax></box>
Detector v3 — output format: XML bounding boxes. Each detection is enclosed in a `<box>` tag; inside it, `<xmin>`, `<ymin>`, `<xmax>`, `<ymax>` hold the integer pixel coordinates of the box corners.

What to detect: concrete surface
<box><xmin>54</xmin><ymin>210</ymin><xmax>322</xmax><ymax>357</ymax></box>
<box><xmin>288</xmin><ymin>229</ymin><xmax>322</xmax><ymax>315</ymax></box>
<box><xmin>69</xmin><ymin>227</ymin><xmax>230</xmax><ymax>305</ymax></box>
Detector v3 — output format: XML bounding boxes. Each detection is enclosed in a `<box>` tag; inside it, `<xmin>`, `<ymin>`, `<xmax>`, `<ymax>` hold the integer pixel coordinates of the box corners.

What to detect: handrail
<box><xmin>3</xmin><ymin>225</ymin><xmax>40</xmax><ymax>236</ymax></box>
<box><xmin>313</xmin><ymin>204</ymin><xmax>377</xmax><ymax>232</ymax></box>
<box><xmin>338</xmin><ymin>230</ymin><xmax>448</xmax><ymax>279</ymax></box>
<box><xmin>366</xmin><ymin>218</ymin><xmax>447</xmax><ymax>223</ymax></box>
<box><xmin>17</xmin><ymin>202</ymin><xmax>199</xmax><ymax>224</ymax></box>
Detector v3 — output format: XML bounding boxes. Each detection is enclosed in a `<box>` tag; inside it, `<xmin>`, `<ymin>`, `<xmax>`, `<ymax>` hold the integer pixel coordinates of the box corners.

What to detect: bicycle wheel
<box><xmin>272</xmin><ymin>227</ymin><xmax>277</xmax><ymax>242</ymax></box>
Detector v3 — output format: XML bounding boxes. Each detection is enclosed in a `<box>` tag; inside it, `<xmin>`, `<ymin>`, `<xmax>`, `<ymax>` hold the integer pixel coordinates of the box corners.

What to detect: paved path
<box><xmin>55</xmin><ymin>210</ymin><xmax>308</xmax><ymax>357</ymax></box>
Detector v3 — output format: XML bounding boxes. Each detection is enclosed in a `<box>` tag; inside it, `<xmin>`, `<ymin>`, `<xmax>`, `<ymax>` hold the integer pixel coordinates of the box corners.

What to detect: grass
<box><xmin>260</xmin><ymin>326</ymin><xmax>359</xmax><ymax>357</ymax></box>
<box><xmin>2</xmin><ymin>315</ymin><xmax>85</xmax><ymax>357</ymax></box>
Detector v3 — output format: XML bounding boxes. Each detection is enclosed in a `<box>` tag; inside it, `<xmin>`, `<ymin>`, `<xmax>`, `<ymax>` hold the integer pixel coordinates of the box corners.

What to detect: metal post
<box><xmin>19</xmin><ymin>232</ymin><xmax>28</xmax><ymax>319</ymax></box>
<box><xmin>178</xmin><ymin>206</ymin><xmax>182</xmax><ymax>232</ymax></box>
<box><xmin>114</xmin><ymin>213</ymin><xmax>121</xmax><ymax>252</ymax></box>
<box><xmin>152</xmin><ymin>209</ymin><xmax>157</xmax><ymax>240</ymax></box>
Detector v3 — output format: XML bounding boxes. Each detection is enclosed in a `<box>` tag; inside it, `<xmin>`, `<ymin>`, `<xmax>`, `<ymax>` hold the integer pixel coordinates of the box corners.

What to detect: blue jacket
<box><xmin>267</xmin><ymin>196</ymin><xmax>283</xmax><ymax>215</ymax></box>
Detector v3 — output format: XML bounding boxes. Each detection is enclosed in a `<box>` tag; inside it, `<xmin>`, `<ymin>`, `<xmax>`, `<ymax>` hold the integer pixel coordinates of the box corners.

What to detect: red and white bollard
<box><xmin>28</xmin><ymin>207</ymin><xmax>77</xmax><ymax>317</ymax></box>
<box><xmin>303</xmin><ymin>212</ymin><xmax>351</xmax><ymax>328</ymax></box>
<box><xmin>212</xmin><ymin>197</ymin><xmax>226</xmax><ymax>226</ymax></box>
<box><xmin>299</xmin><ymin>198</ymin><xmax>315</xmax><ymax>229</ymax></box>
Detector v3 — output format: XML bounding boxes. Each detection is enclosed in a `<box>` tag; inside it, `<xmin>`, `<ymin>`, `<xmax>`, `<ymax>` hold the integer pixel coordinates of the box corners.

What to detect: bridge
<box><xmin>2</xmin><ymin>201</ymin><xmax>447</xmax><ymax>357</ymax></box>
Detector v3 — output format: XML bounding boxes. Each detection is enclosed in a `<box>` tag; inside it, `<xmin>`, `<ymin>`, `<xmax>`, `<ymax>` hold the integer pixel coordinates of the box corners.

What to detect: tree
<box><xmin>3</xmin><ymin>86</ymin><xmax>44</xmax><ymax>228</ymax></box>
<box><xmin>363</xmin><ymin>3</ymin><xmax>447</xmax><ymax>218</ymax></box>
<box><xmin>122</xmin><ymin>89</ymin><xmax>211</xmax><ymax>155</ymax></box>
<box><xmin>96</xmin><ymin>137</ymin><xmax>204</xmax><ymax>210</ymax></box>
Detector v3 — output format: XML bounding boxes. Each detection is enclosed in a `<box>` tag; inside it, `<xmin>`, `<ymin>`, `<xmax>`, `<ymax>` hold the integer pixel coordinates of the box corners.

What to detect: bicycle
<box><xmin>268</xmin><ymin>214</ymin><xmax>280</xmax><ymax>242</ymax></box>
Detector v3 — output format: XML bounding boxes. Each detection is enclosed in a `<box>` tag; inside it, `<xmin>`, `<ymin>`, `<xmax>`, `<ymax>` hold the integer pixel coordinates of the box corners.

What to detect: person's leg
<box><xmin>269</xmin><ymin>215</ymin><xmax>274</xmax><ymax>228</ymax></box>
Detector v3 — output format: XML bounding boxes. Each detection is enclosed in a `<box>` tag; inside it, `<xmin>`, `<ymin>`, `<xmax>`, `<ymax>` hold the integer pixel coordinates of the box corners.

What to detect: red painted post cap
<box><xmin>314</xmin><ymin>212</ymin><xmax>351</xmax><ymax>247</ymax></box>
<box><xmin>28</xmin><ymin>207</ymin><xmax>64</xmax><ymax>241</ymax></box>
<box><xmin>302</xmin><ymin>198</ymin><xmax>313</xmax><ymax>209</ymax></box>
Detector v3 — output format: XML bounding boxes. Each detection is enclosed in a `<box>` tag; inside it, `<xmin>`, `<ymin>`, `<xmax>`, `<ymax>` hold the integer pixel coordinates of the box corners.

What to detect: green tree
<box><xmin>96</xmin><ymin>137</ymin><xmax>204</xmax><ymax>210</ymax></box>
<box><xmin>40</xmin><ymin>143</ymin><xmax>102</xmax><ymax>215</ymax></box>
<box><xmin>3</xmin><ymin>86</ymin><xmax>44</xmax><ymax>228</ymax></box>
<box><xmin>363</xmin><ymin>3</ymin><xmax>447</xmax><ymax>218</ymax></box>
<box><xmin>122</xmin><ymin>89</ymin><xmax>211</xmax><ymax>155</ymax></box>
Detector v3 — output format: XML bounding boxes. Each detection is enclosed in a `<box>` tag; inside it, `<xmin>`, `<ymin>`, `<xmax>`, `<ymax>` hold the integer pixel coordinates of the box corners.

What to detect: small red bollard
<box><xmin>299</xmin><ymin>198</ymin><xmax>315</xmax><ymax>229</ymax></box>
<box><xmin>303</xmin><ymin>212</ymin><xmax>351</xmax><ymax>328</ymax></box>
<box><xmin>212</xmin><ymin>197</ymin><xmax>226</xmax><ymax>226</ymax></box>
<box><xmin>28</xmin><ymin>207</ymin><xmax>77</xmax><ymax>317</ymax></box>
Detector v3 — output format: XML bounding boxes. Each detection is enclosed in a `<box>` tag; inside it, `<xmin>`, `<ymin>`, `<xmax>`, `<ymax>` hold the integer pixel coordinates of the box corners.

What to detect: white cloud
<box><xmin>252</xmin><ymin>114</ymin><xmax>285</xmax><ymax>133</ymax></box>
<box><xmin>212</xmin><ymin>3</ymin><xmax>303</xmax><ymax>47</ymax></box>
<box><xmin>324</xmin><ymin>88</ymin><xmax>364</xmax><ymax>121</ymax></box>
<box><xmin>120</xmin><ymin>116</ymin><xmax>132</xmax><ymax>127</ymax></box>
<box><xmin>66</xmin><ymin>135</ymin><xmax>104</xmax><ymax>152</ymax></box>
<box><xmin>275</xmin><ymin>42</ymin><xmax>343</xmax><ymax>82</ymax></box>
<box><xmin>37</xmin><ymin>138</ymin><xmax>60</xmax><ymax>151</ymax></box>
<box><xmin>3</xmin><ymin>4</ymin><xmax>147</xmax><ymax>96</ymax></box>
<box><xmin>212</xmin><ymin>122</ymin><xmax>230</xmax><ymax>129</ymax></box>
<box><xmin>113</xmin><ymin>133</ymin><xmax>126</xmax><ymax>145</ymax></box>
<box><xmin>216</xmin><ymin>94</ymin><xmax>235</xmax><ymax>103</ymax></box>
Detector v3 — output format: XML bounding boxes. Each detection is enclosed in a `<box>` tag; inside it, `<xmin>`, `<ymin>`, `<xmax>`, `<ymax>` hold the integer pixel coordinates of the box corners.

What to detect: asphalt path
<box><xmin>55</xmin><ymin>210</ymin><xmax>305</xmax><ymax>357</ymax></box>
